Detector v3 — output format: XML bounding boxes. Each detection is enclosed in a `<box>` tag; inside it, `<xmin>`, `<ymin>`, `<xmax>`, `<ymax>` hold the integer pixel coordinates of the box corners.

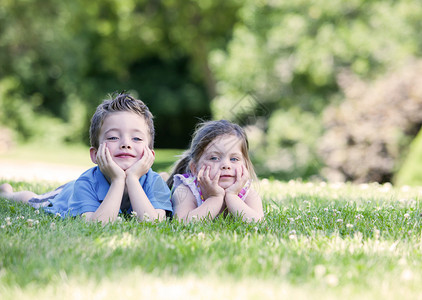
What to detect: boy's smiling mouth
<box><xmin>115</xmin><ymin>153</ymin><xmax>136</xmax><ymax>158</ymax></box>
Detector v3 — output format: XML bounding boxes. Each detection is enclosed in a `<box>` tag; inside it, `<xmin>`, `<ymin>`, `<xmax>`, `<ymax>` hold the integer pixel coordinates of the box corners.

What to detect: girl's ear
<box><xmin>89</xmin><ymin>147</ymin><xmax>98</xmax><ymax>164</ymax></box>
<box><xmin>189</xmin><ymin>161</ymin><xmax>197</xmax><ymax>175</ymax></box>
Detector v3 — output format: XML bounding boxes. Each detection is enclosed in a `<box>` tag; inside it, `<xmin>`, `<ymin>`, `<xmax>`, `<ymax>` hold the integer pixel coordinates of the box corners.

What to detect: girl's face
<box><xmin>90</xmin><ymin>111</ymin><xmax>151</xmax><ymax>171</ymax></box>
<box><xmin>192</xmin><ymin>134</ymin><xmax>246</xmax><ymax>189</ymax></box>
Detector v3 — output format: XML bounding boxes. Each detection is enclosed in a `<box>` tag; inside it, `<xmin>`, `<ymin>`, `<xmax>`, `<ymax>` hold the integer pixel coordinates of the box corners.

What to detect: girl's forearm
<box><xmin>184</xmin><ymin>196</ymin><xmax>224</xmax><ymax>221</ymax></box>
<box><xmin>224</xmin><ymin>194</ymin><xmax>264</xmax><ymax>222</ymax></box>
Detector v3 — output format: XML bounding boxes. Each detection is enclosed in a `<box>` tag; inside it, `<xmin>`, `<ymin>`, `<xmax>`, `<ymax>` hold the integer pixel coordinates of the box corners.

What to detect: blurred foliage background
<box><xmin>1</xmin><ymin>0</ymin><xmax>422</xmax><ymax>185</ymax></box>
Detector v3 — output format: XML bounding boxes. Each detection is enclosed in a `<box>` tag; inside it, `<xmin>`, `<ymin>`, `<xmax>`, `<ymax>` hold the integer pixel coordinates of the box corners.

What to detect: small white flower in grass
<box><xmin>356</xmin><ymin>214</ymin><xmax>363</xmax><ymax>220</ymax></box>
<box><xmin>346</xmin><ymin>224</ymin><xmax>354</xmax><ymax>229</ymax></box>
<box><xmin>336</xmin><ymin>219</ymin><xmax>343</xmax><ymax>223</ymax></box>
<box><xmin>314</xmin><ymin>265</ymin><xmax>326</xmax><ymax>278</ymax></box>
<box><xmin>325</xmin><ymin>274</ymin><xmax>339</xmax><ymax>287</ymax></box>
<box><xmin>143</xmin><ymin>212</ymin><xmax>150</xmax><ymax>222</ymax></box>
<box><xmin>26</xmin><ymin>219</ymin><xmax>34</xmax><ymax>227</ymax></box>
<box><xmin>288</xmin><ymin>230</ymin><xmax>297</xmax><ymax>240</ymax></box>
<box><xmin>131</xmin><ymin>211</ymin><xmax>138</xmax><ymax>218</ymax></box>
<box><xmin>359</xmin><ymin>184</ymin><xmax>369</xmax><ymax>190</ymax></box>
<box><xmin>34</xmin><ymin>220</ymin><xmax>39</xmax><ymax>225</ymax></box>
<box><xmin>5</xmin><ymin>217</ymin><xmax>11</xmax><ymax>226</ymax></box>
<box><xmin>374</xmin><ymin>229</ymin><xmax>380</xmax><ymax>240</ymax></box>
<box><xmin>197</xmin><ymin>232</ymin><xmax>205</xmax><ymax>239</ymax></box>
<box><xmin>289</xmin><ymin>234</ymin><xmax>297</xmax><ymax>240</ymax></box>
<box><xmin>295</xmin><ymin>215</ymin><xmax>301</xmax><ymax>220</ymax></box>
<box><xmin>398</xmin><ymin>258</ymin><xmax>407</xmax><ymax>266</ymax></box>
<box><xmin>50</xmin><ymin>222</ymin><xmax>56</xmax><ymax>229</ymax></box>
<box><xmin>401</xmin><ymin>269</ymin><xmax>413</xmax><ymax>281</ymax></box>
<box><xmin>324</xmin><ymin>208</ymin><xmax>328</xmax><ymax>212</ymax></box>
<box><xmin>55</xmin><ymin>213</ymin><xmax>61</xmax><ymax>218</ymax></box>
<box><xmin>1</xmin><ymin>225</ymin><xmax>5</xmax><ymax>229</ymax></box>
<box><xmin>35</xmin><ymin>210</ymin><xmax>40</xmax><ymax>214</ymax></box>
<box><xmin>313</xmin><ymin>217</ymin><xmax>319</xmax><ymax>221</ymax></box>
<box><xmin>116</xmin><ymin>216</ymin><xmax>123</xmax><ymax>223</ymax></box>
<box><xmin>401</xmin><ymin>185</ymin><xmax>410</xmax><ymax>193</ymax></box>
<box><xmin>404</xmin><ymin>213</ymin><xmax>410</xmax><ymax>219</ymax></box>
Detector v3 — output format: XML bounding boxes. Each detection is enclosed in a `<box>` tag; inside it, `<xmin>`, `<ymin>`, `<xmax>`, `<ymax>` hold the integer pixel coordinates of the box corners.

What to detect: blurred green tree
<box><xmin>210</xmin><ymin>0</ymin><xmax>422</xmax><ymax>180</ymax></box>
<box><xmin>0</xmin><ymin>0</ymin><xmax>241</xmax><ymax>148</ymax></box>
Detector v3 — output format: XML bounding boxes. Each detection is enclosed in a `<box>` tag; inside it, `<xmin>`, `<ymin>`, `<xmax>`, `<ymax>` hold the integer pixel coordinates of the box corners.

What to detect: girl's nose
<box><xmin>221</xmin><ymin>159</ymin><xmax>231</xmax><ymax>169</ymax></box>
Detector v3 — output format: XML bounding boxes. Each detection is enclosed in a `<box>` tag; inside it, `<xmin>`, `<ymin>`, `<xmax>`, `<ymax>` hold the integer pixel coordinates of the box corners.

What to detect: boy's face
<box><xmin>90</xmin><ymin>111</ymin><xmax>152</xmax><ymax>171</ymax></box>
<box><xmin>191</xmin><ymin>134</ymin><xmax>246</xmax><ymax>189</ymax></box>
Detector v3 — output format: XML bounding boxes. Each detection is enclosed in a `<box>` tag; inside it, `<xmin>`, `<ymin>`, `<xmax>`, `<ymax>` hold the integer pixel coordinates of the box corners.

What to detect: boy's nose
<box><xmin>120</xmin><ymin>140</ymin><xmax>132</xmax><ymax>149</ymax></box>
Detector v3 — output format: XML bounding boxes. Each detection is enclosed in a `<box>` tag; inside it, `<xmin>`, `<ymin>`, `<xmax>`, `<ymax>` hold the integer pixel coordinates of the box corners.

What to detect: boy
<box><xmin>0</xmin><ymin>92</ymin><xmax>172</xmax><ymax>224</ymax></box>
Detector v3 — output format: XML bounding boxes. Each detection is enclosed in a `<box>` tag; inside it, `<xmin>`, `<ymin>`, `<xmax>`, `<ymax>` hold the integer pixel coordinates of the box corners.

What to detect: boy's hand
<box><xmin>225</xmin><ymin>165</ymin><xmax>249</xmax><ymax>196</ymax></box>
<box><xmin>125</xmin><ymin>146</ymin><xmax>155</xmax><ymax>180</ymax></box>
<box><xmin>97</xmin><ymin>143</ymin><xmax>126</xmax><ymax>182</ymax></box>
<box><xmin>197</xmin><ymin>166</ymin><xmax>225</xmax><ymax>199</ymax></box>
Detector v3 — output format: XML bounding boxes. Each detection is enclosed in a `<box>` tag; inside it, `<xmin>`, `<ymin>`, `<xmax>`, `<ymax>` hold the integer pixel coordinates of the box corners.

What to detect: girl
<box><xmin>167</xmin><ymin>120</ymin><xmax>263</xmax><ymax>222</ymax></box>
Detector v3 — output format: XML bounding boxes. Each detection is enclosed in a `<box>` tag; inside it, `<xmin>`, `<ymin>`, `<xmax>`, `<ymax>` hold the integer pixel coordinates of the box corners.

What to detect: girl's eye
<box><xmin>210</xmin><ymin>156</ymin><xmax>219</xmax><ymax>161</ymax></box>
<box><xmin>133</xmin><ymin>137</ymin><xmax>143</xmax><ymax>142</ymax></box>
<box><xmin>106</xmin><ymin>136</ymin><xmax>118</xmax><ymax>141</ymax></box>
<box><xmin>231</xmin><ymin>157</ymin><xmax>240</xmax><ymax>162</ymax></box>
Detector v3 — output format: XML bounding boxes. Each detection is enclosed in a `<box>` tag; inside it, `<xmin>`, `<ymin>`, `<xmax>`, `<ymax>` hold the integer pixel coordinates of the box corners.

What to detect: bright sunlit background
<box><xmin>1</xmin><ymin>0</ymin><xmax>422</xmax><ymax>185</ymax></box>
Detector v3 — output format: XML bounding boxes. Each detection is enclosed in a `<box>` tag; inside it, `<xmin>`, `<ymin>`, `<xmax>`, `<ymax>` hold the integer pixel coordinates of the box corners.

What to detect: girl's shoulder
<box><xmin>171</xmin><ymin>183</ymin><xmax>197</xmax><ymax>206</ymax></box>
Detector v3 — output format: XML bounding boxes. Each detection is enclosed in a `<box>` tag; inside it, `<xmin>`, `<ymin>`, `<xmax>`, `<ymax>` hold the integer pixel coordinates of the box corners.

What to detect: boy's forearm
<box><xmin>90</xmin><ymin>179</ymin><xmax>125</xmax><ymax>224</ymax></box>
<box><xmin>126</xmin><ymin>176</ymin><xmax>164</xmax><ymax>221</ymax></box>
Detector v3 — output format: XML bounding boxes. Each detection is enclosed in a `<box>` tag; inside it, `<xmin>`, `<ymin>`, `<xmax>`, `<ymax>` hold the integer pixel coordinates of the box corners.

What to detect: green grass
<box><xmin>1</xmin><ymin>180</ymin><xmax>422</xmax><ymax>299</ymax></box>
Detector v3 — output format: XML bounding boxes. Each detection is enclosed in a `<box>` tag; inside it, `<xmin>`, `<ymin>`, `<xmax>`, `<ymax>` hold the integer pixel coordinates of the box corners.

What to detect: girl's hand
<box><xmin>197</xmin><ymin>165</ymin><xmax>225</xmax><ymax>199</ymax></box>
<box><xmin>225</xmin><ymin>165</ymin><xmax>249</xmax><ymax>196</ymax></box>
<box><xmin>97</xmin><ymin>143</ymin><xmax>126</xmax><ymax>182</ymax></box>
<box><xmin>125</xmin><ymin>146</ymin><xmax>155</xmax><ymax>180</ymax></box>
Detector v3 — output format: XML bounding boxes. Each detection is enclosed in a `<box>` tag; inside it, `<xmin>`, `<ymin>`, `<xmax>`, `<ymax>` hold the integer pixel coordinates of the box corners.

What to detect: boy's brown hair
<box><xmin>89</xmin><ymin>92</ymin><xmax>155</xmax><ymax>150</ymax></box>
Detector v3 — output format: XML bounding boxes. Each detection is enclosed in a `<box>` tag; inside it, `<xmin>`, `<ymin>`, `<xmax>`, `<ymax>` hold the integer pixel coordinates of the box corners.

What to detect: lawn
<box><xmin>1</xmin><ymin>143</ymin><xmax>422</xmax><ymax>299</ymax></box>
<box><xmin>1</xmin><ymin>177</ymin><xmax>422</xmax><ymax>299</ymax></box>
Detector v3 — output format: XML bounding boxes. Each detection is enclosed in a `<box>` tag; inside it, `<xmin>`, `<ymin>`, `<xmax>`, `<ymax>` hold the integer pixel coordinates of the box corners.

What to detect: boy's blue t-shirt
<box><xmin>43</xmin><ymin>166</ymin><xmax>172</xmax><ymax>217</ymax></box>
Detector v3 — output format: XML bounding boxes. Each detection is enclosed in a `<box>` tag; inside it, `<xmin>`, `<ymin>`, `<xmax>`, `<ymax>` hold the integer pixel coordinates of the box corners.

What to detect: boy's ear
<box><xmin>89</xmin><ymin>147</ymin><xmax>98</xmax><ymax>164</ymax></box>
